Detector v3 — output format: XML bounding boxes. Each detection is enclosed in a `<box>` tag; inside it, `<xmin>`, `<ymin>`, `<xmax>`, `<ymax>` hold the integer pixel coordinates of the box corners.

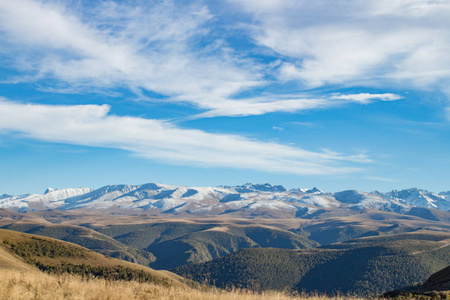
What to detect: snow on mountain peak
<box><xmin>383</xmin><ymin>188</ymin><xmax>449</xmax><ymax>210</ymax></box>
<box><xmin>0</xmin><ymin>183</ymin><xmax>449</xmax><ymax>217</ymax></box>
<box><xmin>333</xmin><ymin>190</ymin><xmax>367</xmax><ymax>204</ymax></box>
<box><xmin>44</xmin><ymin>187</ymin><xmax>55</xmax><ymax>194</ymax></box>
<box><xmin>306</xmin><ymin>187</ymin><xmax>322</xmax><ymax>194</ymax></box>
<box><xmin>237</xmin><ymin>183</ymin><xmax>287</xmax><ymax>193</ymax></box>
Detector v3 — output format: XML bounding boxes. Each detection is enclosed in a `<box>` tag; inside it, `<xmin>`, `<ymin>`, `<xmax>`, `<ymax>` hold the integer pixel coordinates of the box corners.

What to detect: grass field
<box><xmin>0</xmin><ymin>269</ymin><xmax>363</xmax><ymax>300</ymax></box>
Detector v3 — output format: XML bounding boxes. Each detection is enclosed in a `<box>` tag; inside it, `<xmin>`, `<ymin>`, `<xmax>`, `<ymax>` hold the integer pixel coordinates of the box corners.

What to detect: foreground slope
<box><xmin>0</xmin><ymin>229</ymin><xmax>182</xmax><ymax>285</ymax></box>
<box><xmin>1</xmin><ymin>222</ymin><xmax>155</xmax><ymax>266</ymax></box>
<box><xmin>0</xmin><ymin>269</ymin><xmax>365</xmax><ymax>300</ymax></box>
<box><xmin>173</xmin><ymin>231</ymin><xmax>450</xmax><ymax>296</ymax></box>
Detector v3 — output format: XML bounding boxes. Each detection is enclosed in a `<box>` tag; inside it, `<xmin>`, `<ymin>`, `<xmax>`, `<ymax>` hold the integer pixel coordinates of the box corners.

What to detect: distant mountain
<box><xmin>0</xmin><ymin>183</ymin><xmax>449</xmax><ymax>219</ymax></box>
<box><xmin>0</xmin><ymin>187</ymin><xmax>92</xmax><ymax>211</ymax></box>
<box><xmin>379</xmin><ymin>188</ymin><xmax>450</xmax><ymax>211</ymax></box>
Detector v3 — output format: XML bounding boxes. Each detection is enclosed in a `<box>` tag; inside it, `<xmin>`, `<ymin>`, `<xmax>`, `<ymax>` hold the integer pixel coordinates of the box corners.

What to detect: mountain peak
<box><xmin>306</xmin><ymin>187</ymin><xmax>322</xmax><ymax>194</ymax></box>
<box><xmin>239</xmin><ymin>183</ymin><xmax>287</xmax><ymax>192</ymax></box>
<box><xmin>44</xmin><ymin>187</ymin><xmax>55</xmax><ymax>194</ymax></box>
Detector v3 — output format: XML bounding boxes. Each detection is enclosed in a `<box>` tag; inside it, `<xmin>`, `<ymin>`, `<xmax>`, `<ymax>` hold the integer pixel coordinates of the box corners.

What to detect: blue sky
<box><xmin>0</xmin><ymin>0</ymin><xmax>449</xmax><ymax>195</ymax></box>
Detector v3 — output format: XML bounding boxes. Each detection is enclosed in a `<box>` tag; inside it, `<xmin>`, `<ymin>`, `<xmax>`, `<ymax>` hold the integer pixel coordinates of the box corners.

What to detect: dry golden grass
<box><xmin>0</xmin><ymin>269</ymin><xmax>363</xmax><ymax>300</ymax></box>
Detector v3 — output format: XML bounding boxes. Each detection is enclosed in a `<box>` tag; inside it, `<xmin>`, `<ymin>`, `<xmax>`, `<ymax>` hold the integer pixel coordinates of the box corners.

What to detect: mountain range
<box><xmin>1</xmin><ymin>183</ymin><xmax>449</xmax><ymax>218</ymax></box>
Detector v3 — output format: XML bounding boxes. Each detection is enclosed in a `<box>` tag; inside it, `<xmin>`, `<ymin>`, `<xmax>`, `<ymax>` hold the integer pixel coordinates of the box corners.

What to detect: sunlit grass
<box><xmin>0</xmin><ymin>269</ymin><xmax>364</xmax><ymax>300</ymax></box>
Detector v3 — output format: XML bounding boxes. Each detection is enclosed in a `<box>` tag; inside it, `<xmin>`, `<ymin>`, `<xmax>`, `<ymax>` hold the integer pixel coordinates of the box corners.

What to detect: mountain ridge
<box><xmin>1</xmin><ymin>183</ymin><xmax>449</xmax><ymax>219</ymax></box>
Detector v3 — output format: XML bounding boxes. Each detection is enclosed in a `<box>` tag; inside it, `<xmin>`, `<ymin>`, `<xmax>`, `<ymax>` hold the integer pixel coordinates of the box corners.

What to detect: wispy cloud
<box><xmin>0</xmin><ymin>0</ymin><xmax>407</xmax><ymax>118</ymax></box>
<box><xmin>230</xmin><ymin>0</ymin><xmax>450</xmax><ymax>93</ymax></box>
<box><xmin>192</xmin><ymin>97</ymin><xmax>330</xmax><ymax>118</ymax></box>
<box><xmin>365</xmin><ymin>176</ymin><xmax>399</xmax><ymax>183</ymax></box>
<box><xmin>0</xmin><ymin>0</ymin><xmax>260</xmax><ymax>111</ymax></box>
<box><xmin>330</xmin><ymin>93</ymin><xmax>402</xmax><ymax>104</ymax></box>
<box><xmin>190</xmin><ymin>93</ymin><xmax>402</xmax><ymax>118</ymax></box>
<box><xmin>0</xmin><ymin>98</ymin><xmax>370</xmax><ymax>175</ymax></box>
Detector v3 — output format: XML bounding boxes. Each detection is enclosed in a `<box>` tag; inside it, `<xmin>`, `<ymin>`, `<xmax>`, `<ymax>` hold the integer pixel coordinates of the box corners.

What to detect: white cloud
<box><xmin>330</xmin><ymin>93</ymin><xmax>402</xmax><ymax>104</ymax></box>
<box><xmin>193</xmin><ymin>97</ymin><xmax>331</xmax><ymax>118</ymax></box>
<box><xmin>231</xmin><ymin>0</ymin><xmax>450</xmax><ymax>90</ymax></box>
<box><xmin>192</xmin><ymin>93</ymin><xmax>402</xmax><ymax>118</ymax></box>
<box><xmin>0</xmin><ymin>98</ymin><xmax>370</xmax><ymax>175</ymax></box>
<box><xmin>0</xmin><ymin>0</ymin><xmax>261</xmax><ymax>112</ymax></box>
<box><xmin>0</xmin><ymin>0</ymin><xmax>408</xmax><ymax>118</ymax></box>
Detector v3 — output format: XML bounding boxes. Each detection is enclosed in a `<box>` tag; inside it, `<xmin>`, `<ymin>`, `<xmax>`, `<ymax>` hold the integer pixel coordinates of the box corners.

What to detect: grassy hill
<box><xmin>173</xmin><ymin>231</ymin><xmax>450</xmax><ymax>296</ymax></box>
<box><xmin>0</xmin><ymin>228</ymin><xmax>365</xmax><ymax>300</ymax></box>
<box><xmin>1</xmin><ymin>222</ymin><xmax>155</xmax><ymax>266</ymax></box>
<box><xmin>0</xmin><ymin>228</ymin><xmax>182</xmax><ymax>285</ymax></box>
<box><xmin>0</xmin><ymin>219</ymin><xmax>317</xmax><ymax>270</ymax></box>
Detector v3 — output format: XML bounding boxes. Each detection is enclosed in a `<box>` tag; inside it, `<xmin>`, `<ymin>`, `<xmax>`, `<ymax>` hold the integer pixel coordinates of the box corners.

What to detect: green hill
<box><xmin>0</xmin><ymin>228</ymin><xmax>183</xmax><ymax>285</ymax></box>
<box><xmin>1</xmin><ymin>222</ymin><xmax>155</xmax><ymax>265</ymax></box>
<box><xmin>1</xmin><ymin>219</ymin><xmax>317</xmax><ymax>270</ymax></box>
<box><xmin>173</xmin><ymin>231</ymin><xmax>450</xmax><ymax>296</ymax></box>
<box><xmin>93</xmin><ymin>222</ymin><xmax>317</xmax><ymax>269</ymax></box>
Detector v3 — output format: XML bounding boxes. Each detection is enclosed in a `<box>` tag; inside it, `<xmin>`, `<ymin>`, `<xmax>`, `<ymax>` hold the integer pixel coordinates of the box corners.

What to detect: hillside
<box><xmin>0</xmin><ymin>230</ymin><xmax>344</xmax><ymax>300</ymax></box>
<box><xmin>2</xmin><ymin>209</ymin><xmax>450</xmax><ymax>271</ymax></box>
<box><xmin>84</xmin><ymin>221</ymin><xmax>317</xmax><ymax>269</ymax></box>
<box><xmin>421</xmin><ymin>265</ymin><xmax>450</xmax><ymax>292</ymax></box>
<box><xmin>173</xmin><ymin>231</ymin><xmax>450</xmax><ymax>296</ymax></box>
<box><xmin>0</xmin><ymin>229</ymin><xmax>182</xmax><ymax>285</ymax></box>
<box><xmin>382</xmin><ymin>264</ymin><xmax>450</xmax><ymax>298</ymax></box>
<box><xmin>295</xmin><ymin>210</ymin><xmax>450</xmax><ymax>245</ymax></box>
<box><xmin>1</xmin><ymin>222</ymin><xmax>155</xmax><ymax>266</ymax></box>
<box><xmin>0</xmin><ymin>211</ymin><xmax>319</xmax><ymax>270</ymax></box>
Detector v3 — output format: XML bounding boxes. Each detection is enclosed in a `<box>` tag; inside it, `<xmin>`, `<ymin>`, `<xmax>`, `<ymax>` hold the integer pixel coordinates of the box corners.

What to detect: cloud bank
<box><xmin>0</xmin><ymin>98</ymin><xmax>369</xmax><ymax>175</ymax></box>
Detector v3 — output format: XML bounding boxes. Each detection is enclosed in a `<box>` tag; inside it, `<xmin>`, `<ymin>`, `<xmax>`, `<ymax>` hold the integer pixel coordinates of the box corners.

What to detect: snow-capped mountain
<box><xmin>377</xmin><ymin>188</ymin><xmax>450</xmax><ymax>211</ymax></box>
<box><xmin>334</xmin><ymin>190</ymin><xmax>407</xmax><ymax>213</ymax></box>
<box><xmin>0</xmin><ymin>183</ymin><xmax>449</xmax><ymax>217</ymax></box>
<box><xmin>0</xmin><ymin>187</ymin><xmax>92</xmax><ymax>211</ymax></box>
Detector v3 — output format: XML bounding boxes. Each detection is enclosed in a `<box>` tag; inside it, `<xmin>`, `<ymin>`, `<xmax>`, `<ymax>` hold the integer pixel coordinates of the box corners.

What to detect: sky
<box><xmin>0</xmin><ymin>0</ymin><xmax>449</xmax><ymax>195</ymax></box>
